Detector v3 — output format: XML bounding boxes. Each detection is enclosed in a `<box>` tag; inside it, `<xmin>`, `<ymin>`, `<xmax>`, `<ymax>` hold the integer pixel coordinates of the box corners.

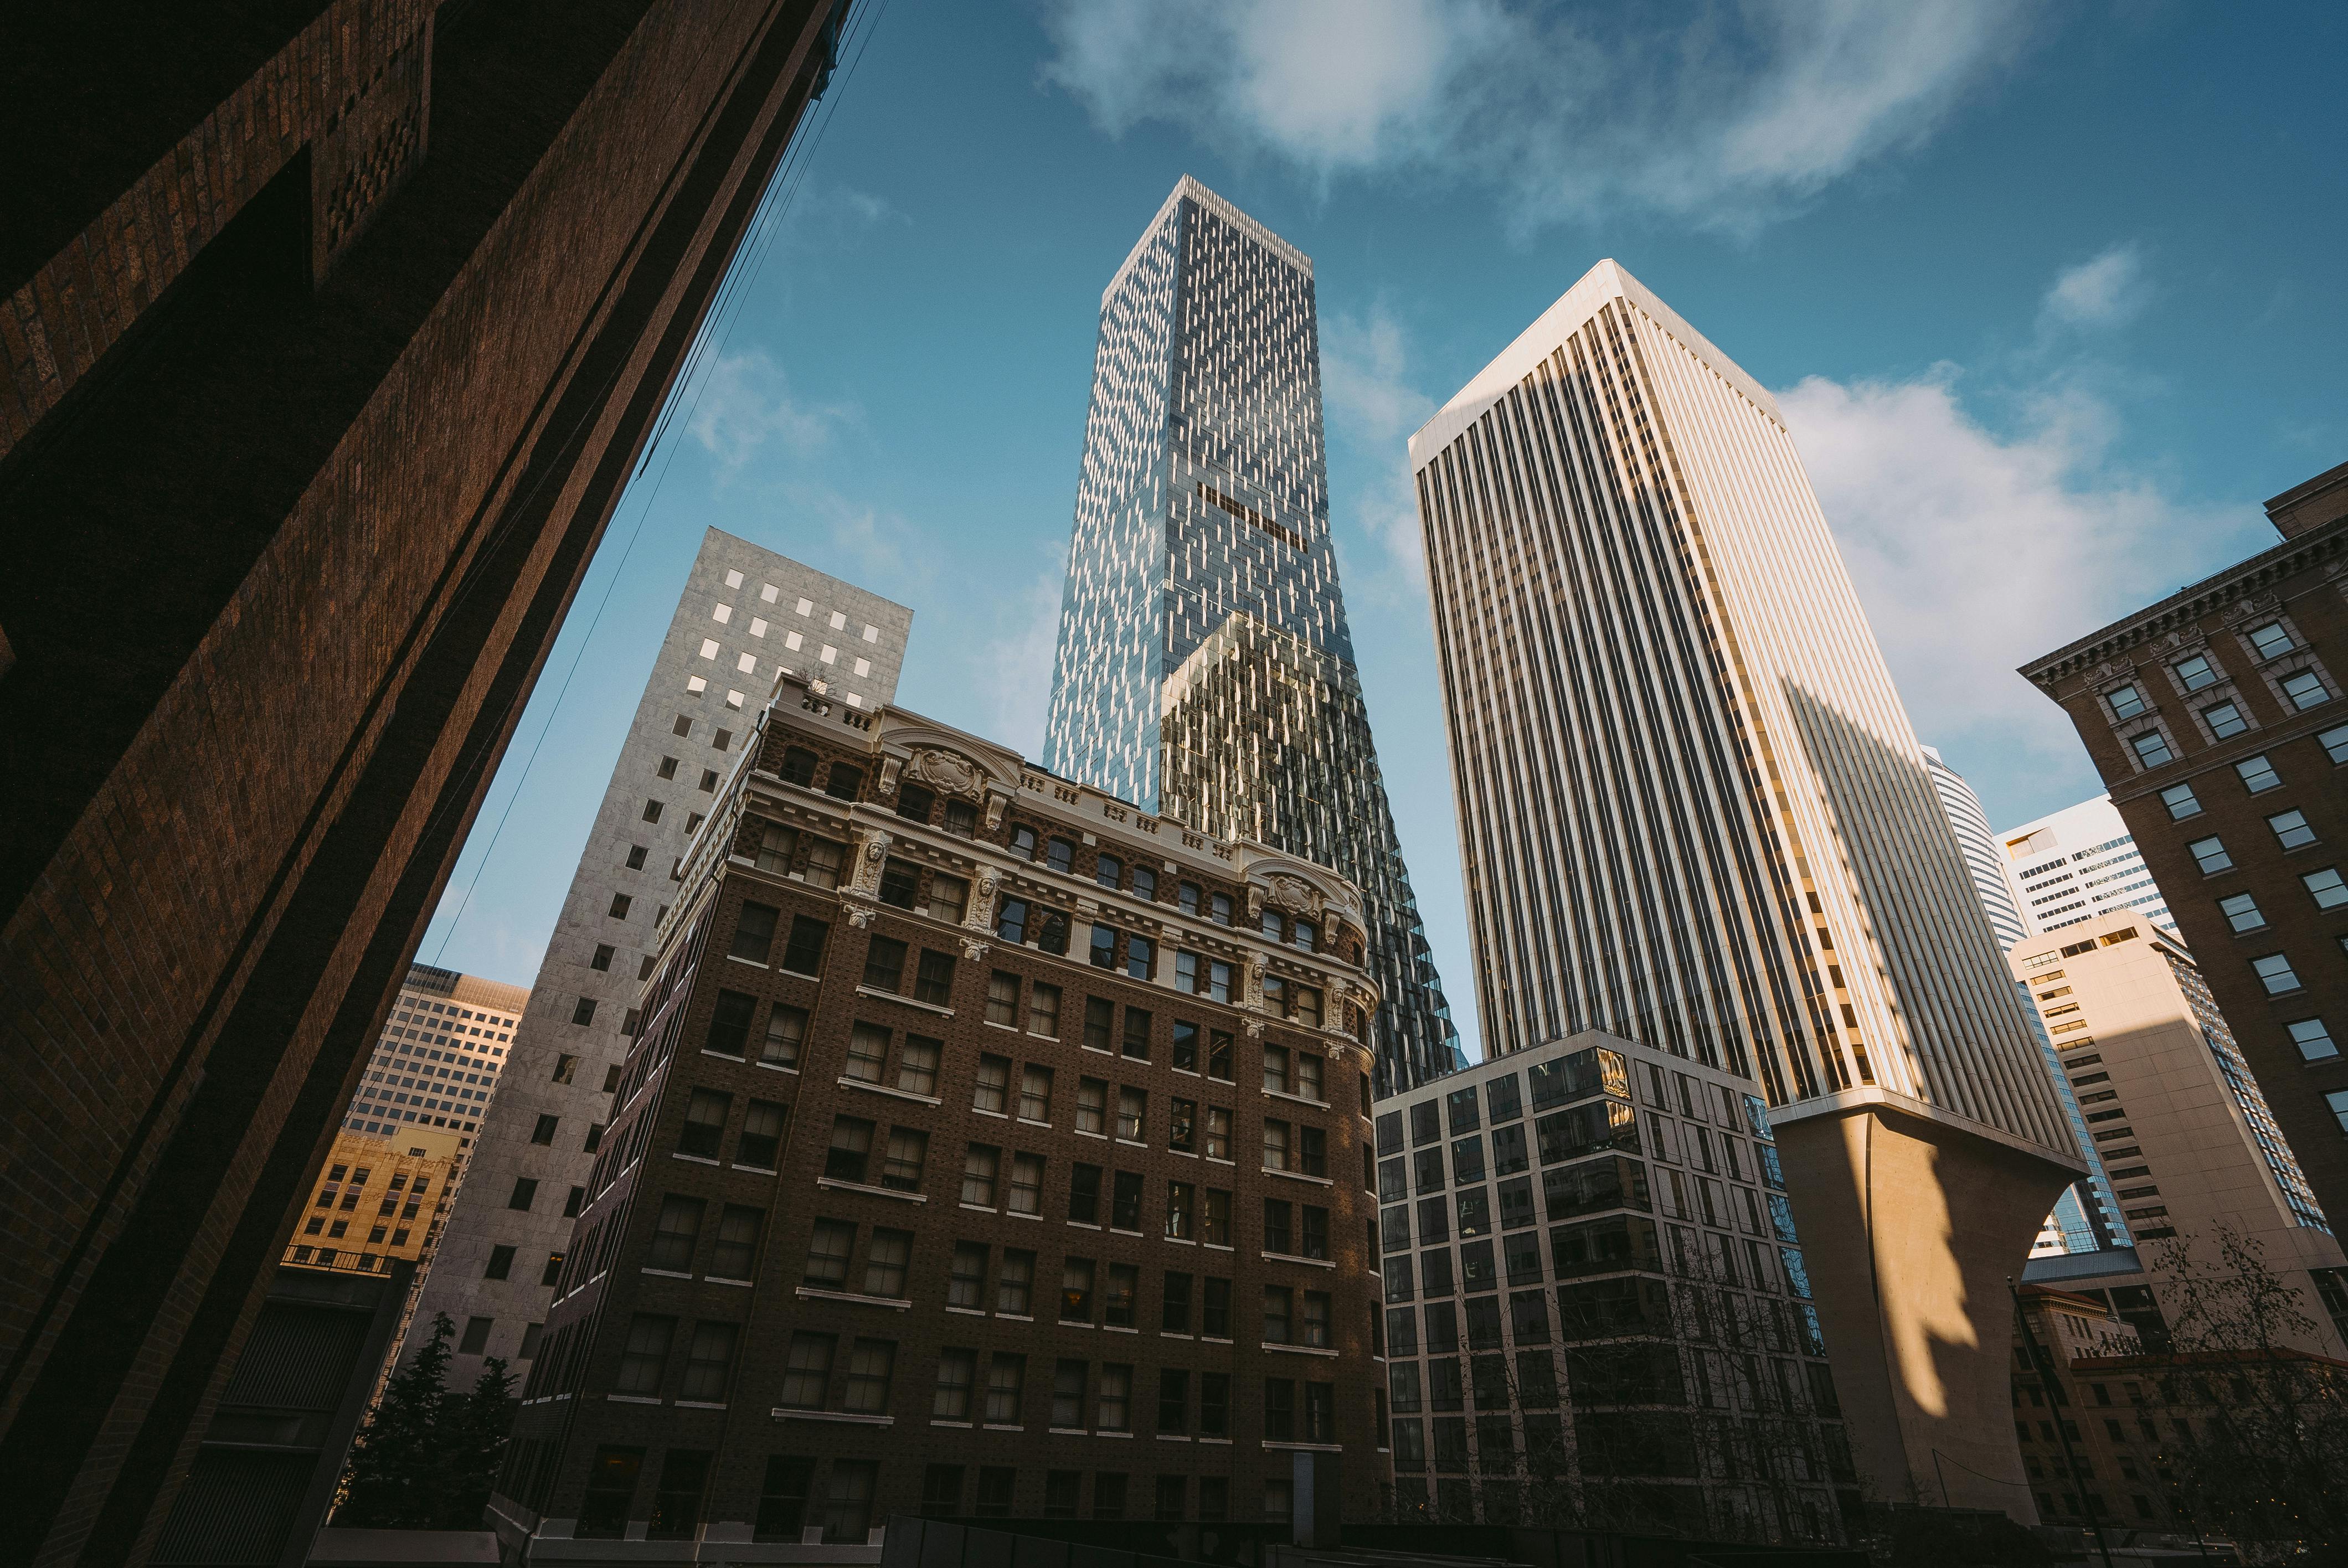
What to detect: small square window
<box><xmin>672</xmin><ymin>715</ymin><xmax>692</xmax><ymax>737</ymax></box>
<box><xmin>2130</xmin><ymin>731</ymin><xmax>2173</xmax><ymax>767</ymax></box>
<box><xmin>2252</xmin><ymin>953</ymin><xmax>2302</xmax><ymax>996</ymax></box>
<box><xmin>686</xmin><ymin>675</ymin><xmax>707</xmax><ymax>694</ymax></box>
<box><xmin>699</xmin><ymin>638</ymin><xmax>720</xmax><ymax>660</ymax></box>
<box><xmin>2172</xmin><ymin>653</ymin><xmax>2218</xmax><ymax>692</ymax></box>
<box><xmin>2304</xmin><ymin>868</ymin><xmax>2348</xmax><ymax>910</ymax></box>
<box><xmin>2107</xmin><ymin>684</ymin><xmax>2148</xmax><ymax>719</ymax></box>
<box><xmin>2269</xmin><ymin>810</ymin><xmax>2318</xmax><ymax>850</ymax></box>
<box><xmin>725</xmin><ymin>569</ymin><xmax>744</xmax><ymax>589</ymax></box>
<box><xmin>2188</xmin><ymin>837</ymin><xmax>2232</xmax><ymax>874</ymax></box>
<box><xmin>2320</xmin><ymin>724</ymin><xmax>2348</xmax><ymax>765</ymax></box>
<box><xmin>2281</xmin><ymin>669</ymin><xmax>2329</xmax><ymax>711</ymax></box>
<box><xmin>2286</xmin><ymin>1018</ymin><xmax>2339</xmax><ymax>1062</ymax></box>
<box><xmin>761</xmin><ymin>582</ymin><xmax>779</xmax><ymax>603</ymax></box>
<box><xmin>2236</xmin><ymin>755</ymin><xmax>2282</xmax><ymax>793</ymax></box>
<box><xmin>2203</xmin><ymin>702</ymin><xmax>2248</xmax><ymax>740</ymax></box>
<box><xmin>2159</xmin><ymin>782</ymin><xmax>2201</xmax><ymax>819</ymax></box>
<box><xmin>2248</xmin><ymin>621</ymin><xmax>2294</xmax><ymax>661</ymax></box>
<box><xmin>2217</xmin><ymin>893</ymin><xmax>2265</xmax><ymax>933</ymax></box>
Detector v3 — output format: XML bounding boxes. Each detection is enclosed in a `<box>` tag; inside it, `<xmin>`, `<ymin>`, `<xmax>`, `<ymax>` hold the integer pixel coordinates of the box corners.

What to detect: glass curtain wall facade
<box><xmin>1043</xmin><ymin>175</ymin><xmax>1463</xmax><ymax>1094</ymax></box>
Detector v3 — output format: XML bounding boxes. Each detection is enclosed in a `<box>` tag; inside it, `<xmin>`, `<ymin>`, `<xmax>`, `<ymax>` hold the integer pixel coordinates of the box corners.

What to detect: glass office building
<box><xmin>1043</xmin><ymin>176</ymin><xmax>1463</xmax><ymax>1094</ymax></box>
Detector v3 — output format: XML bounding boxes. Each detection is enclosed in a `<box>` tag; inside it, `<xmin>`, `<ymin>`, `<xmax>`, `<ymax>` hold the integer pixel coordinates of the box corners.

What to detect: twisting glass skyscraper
<box><xmin>1044</xmin><ymin>176</ymin><xmax>1463</xmax><ymax>1093</ymax></box>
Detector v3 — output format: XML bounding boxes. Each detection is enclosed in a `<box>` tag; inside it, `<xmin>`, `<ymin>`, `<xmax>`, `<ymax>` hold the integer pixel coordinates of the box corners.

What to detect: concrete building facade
<box><xmin>2011</xmin><ymin>909</ymin><xmax>2348</xmax><ymax>1359</ymax></box>
<box><xmin>1996</xmin><ymin>795</ymin><xmax>2177</xmax><ymax>944</ymax></box>
<box><xmin>492</xmin><ymin>671</ymin><xmax>1384</xmax><ymax>1555</ymax></box>
<box><xmin>2021</xmin><ymin>461</ymin><xmax>2348</xmax><ymax>1254</ymax></box>
<box><xmin>409</xmin><ymin>535</ymin><xmax>909</xmax><ymax>1390</ymax></box>
<box><xmin>346</xmin><ymin>964</ymin><xmax>531</xmax><ymax>1143</ymax></box>
<box><xmin>1042</xmin><ymin>176</ymin><xmax>1462</xmax><ymax>1095</ymax></box>
<box><xmin>1373</xmin><ymin>1029</ymin><xmax>1853</xmax><ymax>1541</ymax></box>
<box><xmin>1408</xmin><ymin>259</ymin><xmax>2081</xmax><ymax>1517</ymax></box>
<box><xmin>0</xmin><ymin>8</ymin><xmax>856</xmax><ymax>1560</ymax></box>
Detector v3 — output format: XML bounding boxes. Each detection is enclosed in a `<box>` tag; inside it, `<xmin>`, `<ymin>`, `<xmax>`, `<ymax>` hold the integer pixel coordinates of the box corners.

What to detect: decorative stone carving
<box><xmin>1245</xmin><ymin>885</ymin><xmax>1264</xmax><ymax>922</ymax></box>
<box><xmin>1243</xmin><ymin>955</ymin><xmax>1265</xmax><ymax>1008</ymax></box>
<box><xmin>2221</xmin><ymin>591</ymin><xmax>2282</xmax><ymax>625</ymax></box>
<box><xmin>1265</xmin><ymin>874</ymin><xmax>1321</xmax><ymax>917</ymax></box>
<box><xmin>984</xmin><ymin>793</ymin><xmax>1007</xmax><ymax>832</ymax></box>
<box><xmin>850</xmin><ymin>829</ymin><xmax>892</xmax><ymax>895</ymax></box>
<box><xmin>960</xmin><ymin>938</ymin><xmax>991</xmax><ymax>962</ymax></box>
<box><xmin>846</xmin><ymin>905</ymin><xmax>875</xmax><ymax>930</ymax></box>
<box><xmin>877</xmin><ymin>756</ymin><xmax>903</xmax><ymax>798</ymax></box>
<box><xmin>906</xmin><ymin>747</ymin><xmax>986</xmax><ymax>800</ymax></box>
<box><xmin>1244</xmin><ymin>1017</ymin><xmax>1265</xmax><ymax>1039</ymax></box>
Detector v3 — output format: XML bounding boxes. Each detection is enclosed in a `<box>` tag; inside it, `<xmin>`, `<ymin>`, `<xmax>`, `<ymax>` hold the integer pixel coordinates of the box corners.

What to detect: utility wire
<box><xmin>429</xmin><ymin>0</ymin><xmax>890</xmax><ymax>963</ymax></box>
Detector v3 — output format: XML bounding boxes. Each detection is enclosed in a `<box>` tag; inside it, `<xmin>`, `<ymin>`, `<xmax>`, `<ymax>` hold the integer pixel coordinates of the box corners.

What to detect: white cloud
<box><xmin>686</xmin><ymin>349</ymin><xmax>844</xmax><ymax>468</ymax></box>
<box><xmin>2040</xmin><ymin>243</ymin><xmax>2150</xmax><ymax>331</ymax></box>
<box><xmin>1780</xmin><ymin>369</ymin><xmax>2258</xmax><ymax>816</ymax></box>
<box><xmin>1039</xmin><ymin>0</ymin><xmax>2038</xmax><ymax>230</ymax></box>
<box><xmin>977</xmin><ymin>559</ymin><xmax>1069</xmax><ymax>758</ymax></box>
<box><xmin>1320</xmin><ymin>303</ymin><xmax>1436</xmax><ymax>594</ymax></box>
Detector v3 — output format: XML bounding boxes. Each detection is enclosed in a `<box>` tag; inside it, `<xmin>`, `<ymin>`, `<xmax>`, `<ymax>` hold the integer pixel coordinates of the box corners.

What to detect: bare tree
<box><xmin>2131</xmin><ymin>1225</ymin><xmax>2348</xmax><ymax>1559</ymax></box>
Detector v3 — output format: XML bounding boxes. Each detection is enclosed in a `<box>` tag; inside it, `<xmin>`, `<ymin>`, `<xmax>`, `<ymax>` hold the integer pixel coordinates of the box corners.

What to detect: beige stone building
<box><xmin>2010</xmin><ymin>909</ymin><xmax>2348</xmax><ymax>1358</ymax></box>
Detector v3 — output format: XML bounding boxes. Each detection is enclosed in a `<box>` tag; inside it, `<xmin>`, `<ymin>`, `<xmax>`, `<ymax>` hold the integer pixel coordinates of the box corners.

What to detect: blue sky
<box><xmin>422</xmin><ymin>0</ymin><xmax>2348</xmax><ymax>1062</ymax></box>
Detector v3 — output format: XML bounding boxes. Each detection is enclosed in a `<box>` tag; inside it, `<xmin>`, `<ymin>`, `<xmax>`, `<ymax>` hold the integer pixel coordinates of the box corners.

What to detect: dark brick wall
<box><xmin>2024</xmin><ymin>510</ymin><xmax>2348</xmax><ymax>1240</ymax></box>
<box><xmin>0</xmin><ymin>2</ymin><xmax>846</xmax><ymax>1562</ymax></box>
<box><xmin>497</xmin><ymin>708</ymin><xmax>1387</xmax><ymax>1540</ymax></box>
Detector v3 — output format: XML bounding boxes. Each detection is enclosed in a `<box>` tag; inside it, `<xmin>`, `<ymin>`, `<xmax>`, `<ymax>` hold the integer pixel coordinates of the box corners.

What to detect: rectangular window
<box><xmin>843</xmin><ymin>1339</ymin><xmax>894</xmax><ymax>1413</ymax></box>
<box><xmin>936</xmin><ymin>1349</ymin><xmax>977</xmax><ymax>1419</ymax></box>
<box><xmin>681</xmin><ymin>1321</ymin><xmax>739</xmax><ymax>1402</ymax></box>
<box><xmin>1052</xmin><ymin>1359</ymin><xmax>1087</xmax><ymax>1428</ymax></box>
<box><xmin>2107</xmin><ymin>684</ymin><xmax>2146</xmax><ymax>719</ymax></box>
<box><xmin>962</xmin><ymin>1144</ymin><xmax>1001</xmax><ymax>1207</ymax></box>
<box><xmin>2253</xmin><ymin>953</ymin><xmax>2303</xmax><ymax>994</ymax></box>
<box><xmin>881</xmin><ymin>1126</ymin><xmax>928</xmax><ymax>1191</ymax></box>
<box><xmin>2159</xmin><ymin>782</ymin><xmax>2201</xmax><ymax>819</ymax></box>
<box><xmin>1069</xmin><ymin>1163</ymin><xmax>1102</xmax><ymax>1225</ymax></box>
<box><xmin>616</xmin><ymin>1314</ymin><xmax>676</xmax><ymax>1395</ymax></box>
<box><xmin>897</xmin><ymin>1036</ymin><xmax>941</xmax><ymax>1096</ymax></box>
<box><xmin>1163</xmin><ymin>1271</ymin><xmax>1194</xmax><ymax>1332</ymax></box>
<box><xmin>948</xmin><ymin>1244</ymin><xmax>987</xmax><ymax>1310</ymax></box>
<box><xmin>1203</xmin><ymin>1189</ymin><xmax>1232</xmax><ymax>1247</ymax></box>
<box><xmin>1029</xmin><ymin>982</ymin><xmax>1062</xmax><ymax>1038</ymax></box>
<box><xmin>1077</xmin><ymin>1077</ymin><xmax>1108</xmax><ymax>1135</ymax></box>
<box><xmin>2173</xmin><ymin>653</ymin><xmax>2218</xmax><ymax>691</ymax></box>
<box><xmin>1000</xmin><ymin>1251</ymin><xmax>1036</xmax><ymax>1315</ymax></box>
<box><xmin>2320</xmin><ymin>724</ymin><xmax>2348</xmax><ymax>765</ymax></box>
<box><xmin>1021</xmin><ymin>1064</ymin><xmax>1054</xmax><ymax>1122</ymax></box>
<box><xmin>2237</xmin><ymin>755</ymin><xmax>2283</xmax><ymax>793</ymax></box>
<box><xmin>1121</xmin><ymin>1007</ymin><xmax>1152</xmax><ymax>1060</ymax></box>
<box><xmin>878</xmin><ymin>859</ymin><xmax>919</xmax><ymax>909</ymax></box>
<box><xmin>1125</xmin><ymin>936</ymin><xmax>1155</xmax><ymax>981</ymax></box>
<box><xmin>1201</xmin><ymin>1371</ymin><xmax>1230</xmax><ymax>1437</ymax></box>
<box><xmin>863</xmin><ymin>1228</ymin><xmax>912</xmax><ymax>1297</ymax></box>
<box><xmin>915</xmin><ymin>949</ymin><xmax>956</xmax><ymax>1005</ymax></box>
<box><xmin>2219</xmin><ymin>892</ymin><xmax>2267</xmax><ymax>932</ymax></box>
<box><xmin>926</xmin><ymin>875</ymin><xmax>970</xmax><ymax>924</ymax></box>
<box><xmin>821</xmin><ymin>1460</ymin><xmax>878</xmax><ymax>1544</ymax></box>
<box><xmin>1158</xmin><ymin>1368</ymin><xmax>1190</xmax><ymax>1435</ymax></box>
<box><xmin>974</xmin><ymin>1054</ymin><xmax>1012</xmax><ymax>1114</ymax></box>
<box><xmin>844</xmin><ymin>1023</ymin><xmax>888</xmax><ymax>1084</ymax></box>
<box><xmin>731</xmin><ymin>902</ymin><xmax>779</xmax><ymax>963</ymax></box>
<box><xmin>1098</xmin><ymin>1364</ymin><xmax>1132</xmax><ymax>1432</ymax></box>
<box><xmin>1204</xmin><ymin>1106</ymin><xmax>1231</xmax><ymax>1160</ymax></box>
<box><xmin>705</xmin><ymin>991</ymin><xmax>755</xmax><ymax>1056</ymax></box>
<box><xmin>804</xmin><ymin>1220</ymin><xmax>855</xmax><ymax>1288</ymax></box>
<box><xmin>2189</xmin><ymin>836</ymin><xmax>2232</xmax><ymax>873</ymax></box>
<box><xmin>1084</xmin><ymin>997</ymin><xmax>1115</xmax><ymax>1051</ymax></box>
<box><xmin>2305</xmin><ymin>868</ymin><xmax>2348</xmax><ymax>910</ymax></box>
<box><xmin>2283</xmin><ymin>669</ymin><xmax>2329</xmax><ymax>710</ymax></box>
<box><xmin>824</xmin><ymin>1116</ymin><xmax>874</xmax><ymax>1183</ymax></box>
<box><xmin>1167</xmin><ymin>1180</ymin><xmax>1195</xmax><ymax>1240</ymax></box>
<box><xmin>1208</xmin><ymin>1029</ymin><xmax>1234</xmax><ymax>1080</ymax></box>
<box><xmin>2131</xmin><ymin>732</ymin><xmax>2174</xmax><ymax>767</ymax></box>
<box><xmin>1264</xmin><ymin>1199</ymin><xmax>1293</xmax><ymax>1255</ymax></box>
<box><xmin>2269</xmin><ymin>809</ymin><xmax>2318</xmax><ymax>850</ymax></box>
<box><xmin>712</xmin><ymin>1205</ymin><xmax>763</xmax><ymax>1281</ymax></box>
<box><xmin>862</xmin><ymin>937</ymin><xmax>909</xmax><ymax>992</ymax></box>
<box><xmin>1061</xmin><ymin>1257</ymin><xmax>1095</xmax><ymax>1323</ymax></box>
<box><xmin>1117</xmin><ymin>1086</ymin><xmax>1146</xmax><ymax>1142</ymax></box>
<box><xmin>986</xmin><ymin>971</ymin><xmax>1020</xmax><ymax>1027</ymax></box>
<box><xmin>1170</xmin><ymin>1098</ymin><xmax>1196</xmax><ymax>1153</ymax></box>
<box><xmin>762</xmin><ymin>1004</ymin><xmax>807</xmax><ymax>1069</ymax></box>
<box><xmin>782</xmin><ymin>916</ymin><xmax>829</xmax><ymax>974</ymax></box>
<box><xmin>649</xmin><ymin>1195</ymin><xmax>704</xmax><ymax>1271</ymax></box>
<box><xmin>780</xmin><ymin>1333</ymin><xmax>833</xmax><ymax>1407</ymax></box>
<box><xmin>2249</xmin><ymin>621</ymin><xmax>2295</xmax><ymax>660</ymax></box>
<box><xmin>802</xmin><ymin>837</ymin><xmax>846</xmax><ymax>890</ymax></box>
<box><xmin>1010</xmin><ymin>1153</ymin><xmax>1046</xmax><ymax>1215</ymax></box>
<box><xmin>755</xmin><ymin>1457</ymin><xmax>814</xmax><ymax>1544</ymax></box>
<box><xmin>1112</xmin><ymin>1170</ymin><xmax>1144</xmax><ymax>1231</ymax></box>
<box><xmin>1105</xmin><ymin>1263</ymin><xmax>1138</xmax><ymax>1328</ymax></box>
<box><xmin>1263</xmin><ymin>1120</ymin><xmax>1291</xmax><ymax>1172</ymax></box>
<box><xmin>2203</xmin><ymin>700</ymin><xmax>2248</xmax><ymax>739</ymax></box>
<box><xmin>679</xmin><ymin>1089</ymin><xmax>730</xmax><ymax>1158</ymax></box>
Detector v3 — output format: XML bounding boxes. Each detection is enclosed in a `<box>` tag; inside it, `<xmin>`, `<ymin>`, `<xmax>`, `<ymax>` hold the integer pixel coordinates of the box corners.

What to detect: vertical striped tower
<box><xmin>1409</xmin><ymin>260</ymin><xmax>2083</xmax><ymax>1519</ymax></box>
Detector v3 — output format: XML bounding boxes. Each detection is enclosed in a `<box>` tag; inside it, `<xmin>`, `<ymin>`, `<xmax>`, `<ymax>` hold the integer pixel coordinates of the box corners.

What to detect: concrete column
<box><xmin>1775</xmin><ymin>1097</ymin><xmax>2080</xmax><ymax>1521</ymax></box>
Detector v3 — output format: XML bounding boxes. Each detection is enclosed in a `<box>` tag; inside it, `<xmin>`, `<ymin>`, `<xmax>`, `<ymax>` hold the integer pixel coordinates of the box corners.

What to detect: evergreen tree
<box><xmin>436</xmin><ymin>1356</ymin><xmax>517</xmax><ymax>1528</ymax></box>
<box><xmin>337</xmin><ymin>1313</ymin><xmax>453</xmax><ymax>1527</ymax></box>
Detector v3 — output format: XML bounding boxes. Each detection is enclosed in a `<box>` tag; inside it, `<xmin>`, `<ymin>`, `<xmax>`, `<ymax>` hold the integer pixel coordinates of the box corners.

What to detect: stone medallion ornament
<box><xmin>1265</xmin><ymin>874</ymin><xmax>1321</xmax><ymax>916</ymax></box>
<box><xmin>907</xmin><ymin>747</ymin><xmax>985</xmax><ymax>800</ymax></box>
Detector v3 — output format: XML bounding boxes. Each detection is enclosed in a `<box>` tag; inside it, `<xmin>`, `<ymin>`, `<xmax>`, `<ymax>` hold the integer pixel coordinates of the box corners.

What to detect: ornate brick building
<box><xmin>0</xmin><ymin>4</ymin><xmax>853</xmax><ymax>1561</ymax></box>
<box><xmin>493</xmin><ymin>673</ymin><xmax>1386</xmax><ymax>1554</ymax></box>
<box><xmin>2020</xmin><ymin>462</ymin><xmax>2348</xmax><ymax>1236</ymax></box>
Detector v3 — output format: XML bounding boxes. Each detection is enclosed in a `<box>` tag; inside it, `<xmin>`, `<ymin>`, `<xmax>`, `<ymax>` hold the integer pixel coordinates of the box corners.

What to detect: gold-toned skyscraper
<box><xmin>1409</xmin><ymin>260</ymin><xmax>2083</xmax><ymax>1517</ymax></box>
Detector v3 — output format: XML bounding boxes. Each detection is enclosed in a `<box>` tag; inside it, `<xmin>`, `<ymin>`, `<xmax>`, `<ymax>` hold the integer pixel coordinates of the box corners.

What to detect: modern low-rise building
<box><xmin>1372</xmin><ymin>1030</ymin><xmax>1852</xmax><ymax>1543</ymax></box>
<box><xmin>409</xmin><ymin>536</ymin><xmax>909</xmax><ymax>1391</ymax></box>
<box><xmin>490</xmin><ymin>670</ymin><xmax>1385</xmax><ymax>1556</ymax></box>
<box><xmin>2011</xmin><ymin>910</ymin><xmax>2348</xmax><ymax>1359</ymax></box>
<box><xmin>2020</xmin><ymin>459</ymin><xmax>2348</xmax><ymax>1239</ymax></box>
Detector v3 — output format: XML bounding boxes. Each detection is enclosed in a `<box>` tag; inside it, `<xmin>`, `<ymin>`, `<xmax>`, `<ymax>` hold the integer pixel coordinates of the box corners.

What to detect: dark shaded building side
<box><xmin>0</xmin><ymin>3</ymin><xmax>852</xmax><ymax>1562</ymax></box>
